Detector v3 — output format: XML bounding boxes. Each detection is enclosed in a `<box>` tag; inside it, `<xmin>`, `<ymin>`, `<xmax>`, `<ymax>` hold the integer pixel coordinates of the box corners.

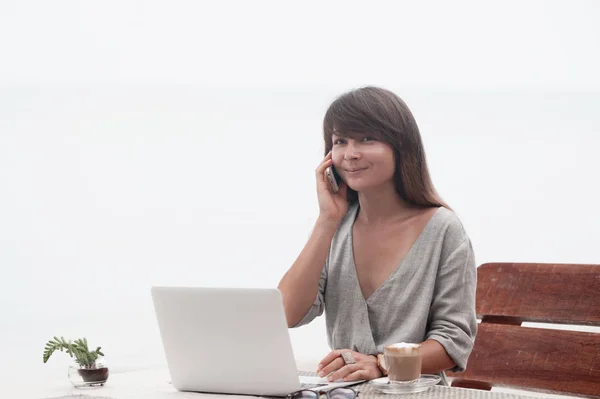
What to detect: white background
<box><xmin>1</xmin><ymin>0</ymin><xmax>599</xmax><ymax>392</ymax></box>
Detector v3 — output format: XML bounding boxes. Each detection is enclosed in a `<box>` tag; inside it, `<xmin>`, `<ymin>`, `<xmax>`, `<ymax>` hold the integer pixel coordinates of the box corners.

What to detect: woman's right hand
<box><xmin>315</xmin><ymin>152</ymin><xmax>348</xmax><ymax>223</ymax></box>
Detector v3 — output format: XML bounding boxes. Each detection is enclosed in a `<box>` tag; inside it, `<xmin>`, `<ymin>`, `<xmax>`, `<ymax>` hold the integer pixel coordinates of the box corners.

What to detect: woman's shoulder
<box><xmin>428</xmin><ymin>206</ymin><xmax>470</xmax><ymax>245</ymax></box>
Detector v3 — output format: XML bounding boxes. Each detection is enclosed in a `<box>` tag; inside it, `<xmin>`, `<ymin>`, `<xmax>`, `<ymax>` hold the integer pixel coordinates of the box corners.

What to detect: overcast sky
<box><xmin>1</xmin><ymin>0</ymin><xmax>599</xmax><ymax>89</ymax></box>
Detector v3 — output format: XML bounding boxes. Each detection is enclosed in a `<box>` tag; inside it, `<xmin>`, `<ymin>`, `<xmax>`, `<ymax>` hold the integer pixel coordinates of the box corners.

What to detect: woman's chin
<box><xmin>347</xmin><ymin>180</ymin><xmax>393</xmax><ymax>194</ymax></box>
<box><xmin>345</xmin><ymin>182</ymin><xmax>369</xmax><ymax>192</ymax></box>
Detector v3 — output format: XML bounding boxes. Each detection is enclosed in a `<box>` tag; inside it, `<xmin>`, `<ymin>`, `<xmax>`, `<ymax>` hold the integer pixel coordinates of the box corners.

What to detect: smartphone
<box><xmin>325</xmin><ymin>165</ymin><xmax>341</xmax><ymax>194</ymax></box>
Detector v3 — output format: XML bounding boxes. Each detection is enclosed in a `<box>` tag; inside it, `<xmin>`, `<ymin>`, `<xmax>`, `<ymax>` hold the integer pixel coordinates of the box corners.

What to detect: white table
<box><xmin>13</xmin><ymin>368</ymin><xmax>549</xmax><ymax>399</ymax></box>
<box><xmin>14</xmin><ymin>368</ymin><xmax>247</xmax><ymax>399</ymax></box>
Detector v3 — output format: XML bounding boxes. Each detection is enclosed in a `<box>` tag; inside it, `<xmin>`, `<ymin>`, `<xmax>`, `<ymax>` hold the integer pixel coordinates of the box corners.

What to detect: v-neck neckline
<box><xmin>348</xmin><ymin>204</ymin><xmax>443</xmax><ymax>302</ymax></box>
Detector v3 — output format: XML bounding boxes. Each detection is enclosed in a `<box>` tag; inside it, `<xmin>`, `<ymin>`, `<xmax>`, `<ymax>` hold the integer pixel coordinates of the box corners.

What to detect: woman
<box><xmin>277</xmin><ymin>86</ymin><xmax>477</xmax><ymax>385</ymax></box>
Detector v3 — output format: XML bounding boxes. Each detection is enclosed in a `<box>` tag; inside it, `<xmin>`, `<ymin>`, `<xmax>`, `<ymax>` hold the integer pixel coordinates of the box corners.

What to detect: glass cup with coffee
<box><xmin>383</xmin><ymin>342</ymin><xmax>422</xmax><ymax>384</ymax></box>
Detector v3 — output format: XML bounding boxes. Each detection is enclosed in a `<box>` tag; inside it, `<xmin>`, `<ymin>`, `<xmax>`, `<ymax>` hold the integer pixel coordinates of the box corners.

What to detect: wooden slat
<box><xmin>450</xmin><ymin>379</ymin><xmax>492</xmax><ymax>391</ymax></box>
<box><xmin>476</xmin><ymin>263</ymin><xmax>600</xmax><ymax>325</ymax></box>
<box><xmin>451</xmin><ymin>323</ymin><xmax>600</xmax><ymax>398</ymax></box>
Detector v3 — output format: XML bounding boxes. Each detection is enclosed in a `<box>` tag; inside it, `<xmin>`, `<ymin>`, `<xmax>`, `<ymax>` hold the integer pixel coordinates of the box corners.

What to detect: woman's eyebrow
<box><xmin>332</xmin><ymin>131</ymin><xmax>350</xmax><ymax>138</ymax></box>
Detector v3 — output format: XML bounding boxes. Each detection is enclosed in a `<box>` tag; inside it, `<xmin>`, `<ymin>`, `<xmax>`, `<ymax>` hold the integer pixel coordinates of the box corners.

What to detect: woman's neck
<box><xmin>356</xmin><ymin>184</ymin><xmax>415</xmax><ymax>226</ymax></box>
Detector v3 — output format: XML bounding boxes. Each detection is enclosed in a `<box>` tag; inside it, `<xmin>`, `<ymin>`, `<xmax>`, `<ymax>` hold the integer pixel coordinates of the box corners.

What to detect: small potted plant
<box><xmin>43</xmin><ymin>336</ymin><xmax>109</xmax><ymax>387</ymax></box>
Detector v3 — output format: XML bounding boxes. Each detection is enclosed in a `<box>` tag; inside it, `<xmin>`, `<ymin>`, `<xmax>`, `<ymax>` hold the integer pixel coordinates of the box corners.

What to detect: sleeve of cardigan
<box><xmin>291</xmin><ymin>262</ymin><xmax>328</xmax><ymax>328</ymax></box>
<box><xmin>425</xmin><ymin>237</ymin><xmax>478</xmax><ymax>372</ymax></box>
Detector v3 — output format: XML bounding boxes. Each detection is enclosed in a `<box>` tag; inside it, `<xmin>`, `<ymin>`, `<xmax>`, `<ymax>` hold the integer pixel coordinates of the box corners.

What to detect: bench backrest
<box><xmin>447</xmin><ymin>262</ymin><xmax>600</xmax><ymax>398</ymax></box>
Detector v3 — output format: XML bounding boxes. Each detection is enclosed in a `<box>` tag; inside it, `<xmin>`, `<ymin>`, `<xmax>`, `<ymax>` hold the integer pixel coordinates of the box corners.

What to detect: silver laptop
<box><xmin>151</xmin><ymin>286</ymin><xmax>360</xmax><ymax>396</ymax></box>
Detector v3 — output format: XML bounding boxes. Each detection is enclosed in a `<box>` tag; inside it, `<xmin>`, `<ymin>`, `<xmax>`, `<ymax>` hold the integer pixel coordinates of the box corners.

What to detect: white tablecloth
<box><xmin>15</xmin><ymin>368</ymin><xmax>550</xmax><ymax>399</ymax></box>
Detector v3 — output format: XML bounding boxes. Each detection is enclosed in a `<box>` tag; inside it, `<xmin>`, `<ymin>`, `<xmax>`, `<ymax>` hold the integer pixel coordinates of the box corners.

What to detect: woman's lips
<box><xmin>346</xmin><ymin>168</ymin><xmax>367</xmax><ymax>175</ymax></box>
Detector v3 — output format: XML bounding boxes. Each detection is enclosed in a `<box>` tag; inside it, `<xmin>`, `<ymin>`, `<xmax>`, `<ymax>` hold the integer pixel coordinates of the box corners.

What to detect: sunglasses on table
<box><xmin>286</xmin><ymin>387</ymin><xmax>358</xmax><ymax>399</ymax></box>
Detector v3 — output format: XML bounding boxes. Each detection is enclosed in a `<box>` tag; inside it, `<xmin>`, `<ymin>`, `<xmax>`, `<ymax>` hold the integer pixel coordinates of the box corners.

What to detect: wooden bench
<box><xmin>447</xmin><ymin>262</ymin><xmax>600</xmax><ymax>398</ymax></box>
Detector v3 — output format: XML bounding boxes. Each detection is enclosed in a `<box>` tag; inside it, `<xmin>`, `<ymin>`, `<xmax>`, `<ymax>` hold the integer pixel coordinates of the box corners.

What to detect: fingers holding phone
<box><xmin>315</xmin><ymin>152</ymin><xmax>341</xmax><ymax>194</ymax></box>
<box><xmin>325</xmin><ymin>166</ymin><xmax>340</xmax><ymax>194</ymax></box>
<box><xmin>315</xmin><ymin>152</ymin><xmax>348</xmax><ymax>222</ymax></box>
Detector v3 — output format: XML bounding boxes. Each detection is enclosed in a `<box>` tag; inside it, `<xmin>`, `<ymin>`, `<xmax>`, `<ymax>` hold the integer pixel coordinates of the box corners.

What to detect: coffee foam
<box><xmin>385</xmin><ymin>342</ymin><xmax>421</xmax><ymax>356</ymax></box>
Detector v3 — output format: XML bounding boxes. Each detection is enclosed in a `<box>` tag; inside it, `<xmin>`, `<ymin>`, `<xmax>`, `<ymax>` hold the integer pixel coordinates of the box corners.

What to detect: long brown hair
<box><xmin>323</xmin><ymin>86</ymin><xmax>449</xmax><ymax>209</ymax></box>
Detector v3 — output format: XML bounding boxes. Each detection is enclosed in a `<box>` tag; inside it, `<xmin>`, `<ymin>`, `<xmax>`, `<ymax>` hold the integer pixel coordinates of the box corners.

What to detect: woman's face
<box><xmin>331</xmin><ymin>133</ymin><xmax>396</xmax><ymax>192</ymax></box>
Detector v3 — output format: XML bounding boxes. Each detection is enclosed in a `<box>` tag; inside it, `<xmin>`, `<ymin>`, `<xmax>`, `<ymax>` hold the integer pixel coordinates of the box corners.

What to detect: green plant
<box><xmin>43</xmin><ymin>336</ymin><xmax>104</xmax><ymax>369</ymax></box>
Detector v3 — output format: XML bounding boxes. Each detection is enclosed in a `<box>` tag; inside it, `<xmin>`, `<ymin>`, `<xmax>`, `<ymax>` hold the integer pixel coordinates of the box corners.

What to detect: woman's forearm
<box><xmin>419</xmin><ymin>339</ymin><xmax>456</xmax><ymax>374</ymax></box>
<box><xmin>277</xmin><ymin>217</ymin><xmax>339</xmax><ymax>327</ymax></box>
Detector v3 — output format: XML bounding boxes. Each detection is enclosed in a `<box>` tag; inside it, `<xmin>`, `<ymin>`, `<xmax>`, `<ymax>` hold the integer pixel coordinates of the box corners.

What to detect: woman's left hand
<box><xmin>316</xmin><ymin>349</ymin><xmax>382</xmax><ymax>382</ymax></box>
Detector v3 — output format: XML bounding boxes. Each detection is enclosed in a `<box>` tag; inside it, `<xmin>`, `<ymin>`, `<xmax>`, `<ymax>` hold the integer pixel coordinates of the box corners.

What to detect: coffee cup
<box><xmin>383</xmin><ymin>342</ymin><xmax>422</xmax><ymax>384</ymax></box>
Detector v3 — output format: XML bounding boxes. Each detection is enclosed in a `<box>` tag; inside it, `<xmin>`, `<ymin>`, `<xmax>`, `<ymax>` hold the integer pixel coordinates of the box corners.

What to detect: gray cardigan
<box><xmin>294</xmin><ymin>203</ymin><xmax>477</xmax><ymax>375</ymax></box>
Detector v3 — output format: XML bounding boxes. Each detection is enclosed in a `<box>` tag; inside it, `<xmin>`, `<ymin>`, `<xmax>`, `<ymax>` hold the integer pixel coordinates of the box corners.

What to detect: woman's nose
<box><xmin>344</xmin><ymin>141</ymin><xmax>361</xmax><ymax>160</ymax></box>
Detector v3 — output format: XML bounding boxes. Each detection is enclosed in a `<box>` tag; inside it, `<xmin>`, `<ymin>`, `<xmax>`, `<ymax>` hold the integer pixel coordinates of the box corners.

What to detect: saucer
<box><xmin>368</xmin><ymin>375</ymin><xmax>441</xmax><ymax>394</ymax></box>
